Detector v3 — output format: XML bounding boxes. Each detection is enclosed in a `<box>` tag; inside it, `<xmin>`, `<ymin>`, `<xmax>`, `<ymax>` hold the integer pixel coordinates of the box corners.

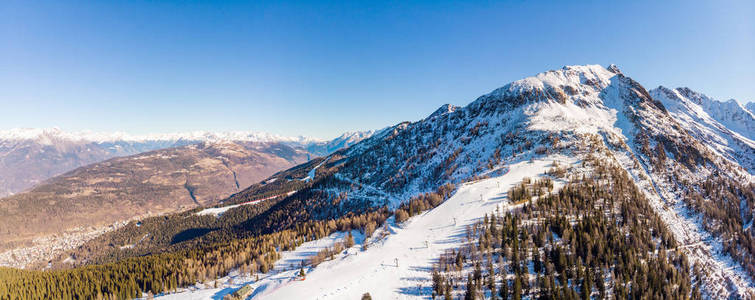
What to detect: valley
<box><xmin>0</xmin><ymin>133</ymin><xmax>372</xmax><ymax>269</ymax></box>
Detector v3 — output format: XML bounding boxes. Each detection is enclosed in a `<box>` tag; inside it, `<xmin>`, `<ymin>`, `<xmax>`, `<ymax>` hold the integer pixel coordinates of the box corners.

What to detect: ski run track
<box><xmin>154</xmin><ymin>157</ymin><xmax>570</xmax><ymax>299</ymax></box>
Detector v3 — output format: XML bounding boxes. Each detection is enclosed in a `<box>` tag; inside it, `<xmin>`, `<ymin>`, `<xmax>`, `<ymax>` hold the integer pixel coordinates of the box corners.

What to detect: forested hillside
<box><xmin>431</xmin><ymin>155</ymin><xmax>696</xmax><ymax>299</ymax></box>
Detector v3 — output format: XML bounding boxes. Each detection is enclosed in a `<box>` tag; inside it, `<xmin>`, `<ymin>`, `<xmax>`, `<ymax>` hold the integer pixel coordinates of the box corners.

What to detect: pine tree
<box><xmin>445</xmin><ymin>279</ymin><xmax>453</xmax><ymax>300</ymax></box>
<box><xmin>474</xmin><ymin>262</ymin><xmax>482</xmax><ymax>286</ymax></box>
<box><xmin>464</xmin><ymin>273</ymin><xmax>477</xmax><ymax>300</ymax></box>
<box><xmin>581</xmin><ymin>267</ymin><xmax>592</xmax><ymax>300</ymax></box>
<box><xmin>487</xmin><ymin>261</ymin><xmax>496</xmax><ymax>290</ymax></box>
<box><xmin>499</xmin><ymin>279</ymin><xmax>509</xmax><ymax>300</ymax></box>
<box><xmin>432</xmin><ymin>269</ymin><xmax>443</xmax><ymax>296</ymax></box>
<box><xmin>345</xmin><ymin>232</ymin><xmax>355</xmax><ymax>248</ymax></box>
<box><xmin>513</xmin><ymin>273</ymin><xmax>522</xmax><ymax>300</ymax></box>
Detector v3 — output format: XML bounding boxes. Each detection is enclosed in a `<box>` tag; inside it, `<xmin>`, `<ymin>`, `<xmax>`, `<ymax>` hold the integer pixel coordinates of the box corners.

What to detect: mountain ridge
<box><xmin>2</xmin><ymin>64</ymin><xmax>753</xmax><ymax>298</ymax></box>
<box><xmin>254</xmin><ymin>63</ymin><xmax>753</xmax><ymax>297</ymax></box>
<box><xmin>0</xmin><ymin>128</ymin><xmax>323</xmax><ymax>144</ymax></box>
<box><xmin>650</xmin><ymin>86</ymin><xmax>755</xmax><ymax>173</ymax></box>
<box><xmin>0</xmin><ymin>128</ymin><xmax>374</xmax><ymax>197</ymax></box>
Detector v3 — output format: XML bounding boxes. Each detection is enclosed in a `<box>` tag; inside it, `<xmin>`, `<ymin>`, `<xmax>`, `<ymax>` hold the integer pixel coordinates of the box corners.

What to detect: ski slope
<box><xmin>195</xmin><ymin>191</ymin><xmax>297</xmax><ymax>217</ymax></box>
<box><xmin>153</xmin><ymin>230</ymin><xmax>362</xmax><ymax>300</ymax></box>
<box><xmin>256</xmin><ymin>157</ymin><xmax>567</xmax><ymax>299</ymax></box>
<box><xmin>152</xmin><ymin>157</ymin><xmax>567</xmax><ymax>299</ymax></box>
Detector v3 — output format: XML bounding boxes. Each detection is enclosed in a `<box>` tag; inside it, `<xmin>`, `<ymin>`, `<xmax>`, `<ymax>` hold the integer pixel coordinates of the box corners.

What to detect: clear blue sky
<box><xmin>2</xmin><ymin>0</ymin><xmax>753</xmax><ymax>139</ymax></box>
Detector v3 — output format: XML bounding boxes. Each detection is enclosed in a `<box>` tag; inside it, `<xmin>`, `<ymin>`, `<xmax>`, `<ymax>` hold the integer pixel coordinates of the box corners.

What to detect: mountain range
<box><xmin>1</xmin><ymin>65</ymin><xmax>753</xmax><ymax>299</ymax></box>
<box><xmin>0</xmin><ymin>128</ymin><xmax>372</xmax><ymax>197</ymax></box>
<box><xmin>0</xmin><ymin>130</ymin><xmax>372</xmax><ymax>268</ymax></box>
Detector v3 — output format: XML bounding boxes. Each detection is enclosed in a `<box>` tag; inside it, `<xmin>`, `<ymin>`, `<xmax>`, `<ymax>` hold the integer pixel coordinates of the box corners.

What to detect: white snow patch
<box><xmin>195</xmin><ymin>191</ymin><xmax>296</xmax><ymax>217</ymax></box>
<box><xmin>301</xmin><ymin>158</ymin><xmax>329</xmax><ymax>182</ymax></box>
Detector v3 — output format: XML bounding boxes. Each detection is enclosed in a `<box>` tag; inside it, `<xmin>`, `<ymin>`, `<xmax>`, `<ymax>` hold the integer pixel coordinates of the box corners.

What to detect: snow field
<box><xmin>153</xmin><ymin>157</ymin><xmax>568</xmax><ymax>299</ymax></box>
<box><xmin>259</xmin><ymin>157</ymin><xmax>569</xmax><ymax>299</ymax></box>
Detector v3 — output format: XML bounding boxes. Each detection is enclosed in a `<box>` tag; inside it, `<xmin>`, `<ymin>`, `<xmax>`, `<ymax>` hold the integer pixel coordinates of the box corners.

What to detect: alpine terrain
<box><xmin>1</xmin><ymin>65</ymin><xmax>753</xmax><ymax>299</ymax></box>
<box><xmin>0</xmin><ymin>128</ymin><xmax>371</xmax><ymax>198</ymax></box>
<box><xmin>0</xmin><ymin>130</ymin><xmax>372</xmax><ymax>269</ymax></box>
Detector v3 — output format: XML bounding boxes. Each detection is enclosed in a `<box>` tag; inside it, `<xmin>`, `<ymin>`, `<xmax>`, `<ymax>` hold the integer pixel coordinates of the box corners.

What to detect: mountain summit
<box><xmin>248</xmin><ymin>64</ymin><xmax>754</xmax><ymax>297</ymax></box>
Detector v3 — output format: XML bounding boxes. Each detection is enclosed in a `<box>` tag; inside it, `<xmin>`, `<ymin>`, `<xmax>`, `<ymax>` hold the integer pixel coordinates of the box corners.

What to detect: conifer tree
<box><xmin>345</xmin><ymin>232</ymin><xmax>355</xmax><ymax>248</ymax></box>
<box><xmin>499</xmin><ymin>279</ymin><xmax>509</xmax><ymax>300</ymax></box>
<box><xmin>464</xmin><ymin>273</ymin><xmax>476</xmax><ymax>300</ymax></box>
<box><xmin>513</xmin><ymin>273</ymin><xmax>522</xmax><ymax>300</ymax></box>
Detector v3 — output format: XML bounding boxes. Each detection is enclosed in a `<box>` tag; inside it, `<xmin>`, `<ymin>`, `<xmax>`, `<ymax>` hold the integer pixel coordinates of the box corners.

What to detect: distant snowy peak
<box><xmin>331</xmin><ymin>130</ymin><xmax>376</xmax><ymax>144</ymax></box>
<box><xmin>0</xmin><ymin>128</ymin><xmax>322</xmax><ymax>145</ymax></box>
<box><xmin>0</xmin><ymin>128</ymin><xmax>91</xmax><ymax>145</ymax></box>
<box><xmin>652</xmin><ymin>86</ymin><xmax>755</xmax><ymax>140</ymax></box>
<box><xmin>427</xmin><ymin>104</ymin><xmax>459</xmax><ymax>120</ymax></box>
<box><xmin>303</xmin><ymin>130</ymin><xmax>376</xmax><ymax>156</ymax></box>
<box><xmin>650</xmin><ymin>86</ymin><xmax>755</xmax><ymax>173</ymax></box>
<box><xmin>746</xmin><ymin>102</ymin><xmax>755</xmax><ymax>115</ymax></box>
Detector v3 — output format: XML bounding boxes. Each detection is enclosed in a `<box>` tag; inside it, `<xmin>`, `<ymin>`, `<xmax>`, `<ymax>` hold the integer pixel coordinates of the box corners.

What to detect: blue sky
<box><xmin>1</xmin><ymin>0</ymin><xmax>753</xmax><ymax>139</ymax></box>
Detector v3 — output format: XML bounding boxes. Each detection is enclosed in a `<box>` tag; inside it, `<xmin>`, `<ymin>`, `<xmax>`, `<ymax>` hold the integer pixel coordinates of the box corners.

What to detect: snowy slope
<box><xmin>143</xmin><ymin>64</ymin><xmax>755</xmax><ymax>299</ymax></box>
<box><xmin>295</xmin><ymin>64</ymin><xmax>753</xmax><ymax>297</ymax></box>
<box><xmin>195</xmin><ymin>191</ymin><xmax>297</xmax><ymax>217</ymax></box>
<box><xmin>260</xmin><ymin>158</ymin><xmax>568</xmax><ymax>299</ymax></box>
<box><xmin>155</xmin><ymin>156</ymin><xmax>570</xmax><ymax>300</ymax></box>
<box><xmin>650</xmin><ymin>86</ymin><xmax>755</xmax><ymax>173</ymax></box>
<box><xmin>153</xmin><ymin>230</ymin><xmax>362</xmax><ymax>300</ymax></box>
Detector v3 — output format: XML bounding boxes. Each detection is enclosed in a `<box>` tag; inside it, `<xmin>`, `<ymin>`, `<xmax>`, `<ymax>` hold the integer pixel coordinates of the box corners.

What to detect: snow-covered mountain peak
<box><xmin>508</xmin><ymin>64</ymin><xmax>614</xmax><ymax>93</ymax></box>
<box><xmin>458</xmin><ymin>64</ymin><xmax>667</xmax><ymax>134</ymax></box>
<box><xmin>0</xmin><ymin>128</ymin><xmax>323</xmax><ymax>145</ymax></box>
<box><xmin>606</xmin><ymin>63</ymin><xmax>623</xmax><ymax>74</ymax></box>
<box><xmin>473</xmin><ymin>64</ymin><xmax>621</xmax><ymax>110</ymax></box>
<box><xmin>427</xmin><ymin>104</ymin><xmax>459</xmax><ymax>120</ymax></box>
<box><xmin>330</xmin><ymin>130</ymin><xmax>375</xmax><ymax>143</ymax></box>
<box><xmin>649</xmin><ymin>86</ymin><xmax>755</xmax><ymax>173</ymax></box>
<box><xmin>674</xmin><ymin>87</ymin><xmax>753</xmax><ymax>117</ymax></box>
<box><xmin>651</xmin><ymin>86</ymin><xmax>755</xmax><ymax>140</ymax></box>
<box><xmin>318</xmin><ymin>65</ymin><xmax>755</xmax><ymax>297</ymax></box>
<box><xmin>0</xmin><ymin>128</ymin><xmax>87</xmax><ymax>145</ymax></box>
